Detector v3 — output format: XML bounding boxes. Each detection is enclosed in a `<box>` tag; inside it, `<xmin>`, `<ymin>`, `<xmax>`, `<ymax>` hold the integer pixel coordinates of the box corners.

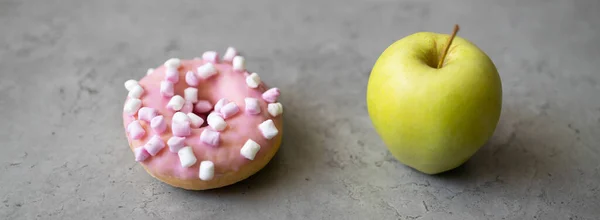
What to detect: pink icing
<box><xmin>122</xmin><ymin>59</ymin><xmax>283</xmax><ymax>181</ymax></box>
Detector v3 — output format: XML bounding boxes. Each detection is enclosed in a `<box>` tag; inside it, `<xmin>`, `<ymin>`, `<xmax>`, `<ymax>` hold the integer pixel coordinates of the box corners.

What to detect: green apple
<box><xmin>366</xmin><ymin>26</ymin><xmax>502</xmax><ymax>174</ymax></box>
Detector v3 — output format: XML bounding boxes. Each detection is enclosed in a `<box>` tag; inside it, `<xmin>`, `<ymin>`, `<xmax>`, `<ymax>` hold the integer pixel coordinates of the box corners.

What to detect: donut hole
<box><xmin>193</xmin><ymin>108</ymin><xmax>213</xmax><ymax>128</ymax></box>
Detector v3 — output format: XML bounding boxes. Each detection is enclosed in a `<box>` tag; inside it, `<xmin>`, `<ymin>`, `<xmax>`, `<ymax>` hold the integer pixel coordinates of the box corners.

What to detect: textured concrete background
<box><xmin>1</xmin><ymin>0</ymin><xmax>599</xmax><ymax>219</ymax></box>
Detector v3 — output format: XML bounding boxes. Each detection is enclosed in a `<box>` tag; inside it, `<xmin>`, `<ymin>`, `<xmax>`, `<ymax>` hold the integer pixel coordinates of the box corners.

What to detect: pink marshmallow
<box><xmin>127</xmin><ymin>120</ymin><xmax>145</xmax><ymax>140</ymax></box>
<box><xmin>200</xmin><ymin>129</ymin><xmax>220</xmax><ymax>146</ymax></box>
<box><xmin>144</xmin><ymin>135</ymin><xmax>165</xmax><ymax>156</ymax></box>
<box><xmin>262</xmin><ymin>88</ymin><xmax>280</xmax><ymax>103</ymax></box>
<box><xmin>134</xmin><ymin>147</ymin><xmax>150</xmax><ymax>162</ymax></box>
<box><xmin>202</xmin><ymin>51</ymin><xmax>219</xmax><ymax>63</ymax></box>
<box><xmin>220</xmin><ymin>102</ymin><xmax>239</xmax><ymax>119</ymax></box>
<box><xmin>172</xmin><ymin>121</ymin><xmax>191</xmax><ymax>137</ymax></box>
<box><xmin>137</xmin><ymin>107</ymin><xmax>157</xmax><ymax>122</ymax></box>
<box><xmin>185</xmin><ymin>71</ymin><xmax>199</xmax><ymax>86</ymax></box>
<box><xmin>160</xmin><ymin>81</ymin><xmax>174</xmax><ymax>97</ymax></box>
<box><xmin>195</xmin><ymin>100</ymin><xmax>213</xmax><ymax>113</ymax></box>
<box><xmin>244</xmin><ymin>98</ymin><xmax>261</xmax><ymax>115</ymax></box>
<box><xmin>165</xmin><ymin>68</ymin><xmax>179</xmax><ymax>83</ymax></box>
<box><xmin>150</xmin><ymin>115</ymin><xmax>167</xmax><ymax>134</ymax></box>
<box><xmin>167</xmin><ymin>136</ymin><xmax>186</xmax><ymax>153</ymax></box>
<box><xmin>181</xmin><ymin>101</ymin><xmax>194</xmax><ymax>114</ymax></box>
<box><xmin>214</xmin><ymin>98</ymin><xmax>228</xmax><ymax>112</ymax></box>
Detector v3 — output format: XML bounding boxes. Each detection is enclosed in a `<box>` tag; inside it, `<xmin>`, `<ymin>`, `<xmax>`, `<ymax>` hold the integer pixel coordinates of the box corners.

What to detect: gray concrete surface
<box><xmin>1</xmin><ymin>0</ymin><xmax>599</xmax><ymax>219</ymax></box>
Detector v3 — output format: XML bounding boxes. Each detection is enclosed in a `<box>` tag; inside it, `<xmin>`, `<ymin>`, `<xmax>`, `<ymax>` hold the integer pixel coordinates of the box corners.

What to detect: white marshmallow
<box><xmin>244</xmin><ymin>97</ymin><xmax>261</xmax><ymax>114</ymax></box>
<box><xmin>232</xmin><ymin>56</ymin><xmax>245</xmax><ymax>72</ymax></box>
<box><xmin>123</xmin><ymin>98</ymin><xmax>142</xmax><ymax>115</ymax></box>
<box><xmin>184</xmin><ymin>87</ymin><xmax>198</xmax><ymax>103</ymax></box>
<box><xmin>258</xmin><ymin>119</ymin><xmax>278</xmax><ymax>139</ymax></box>
<box><xmin>124</xmin><ymin>80</ymin><xmax>139</xmax><ymax>91</ymax></box>
<box><xmin>199</xmin><ymin>161</ymin><xmax>215</xmax><ymax>181</ymax></box>
<box><xmin>202</xmin><ymin>51</ymin><xmax>219</xmax><ymax>63</ymax></box>
<box><xmin>214</xmin><ymin>98</ymin><xmax>228</xmax><ymax>112</ymax></box>
<box><xmin>187</xmin><ymin>113</ymin><xmax>204</xmax><ymax>128</ymax></box>
<box><xmin>240</xmin><ymin>139</ymin><xmax>261</xmax><ymax>160</ymax></box>
<box><xmin>160</xmin><ymin>81</ymin><xmax>174</xmax><ymax>97</ymax></box>
<box><xmin>268</xmin><ymin>102</ymin><xmax>283</xmax><ymax>117</ymax></box>
<box><xmin>167</xmin><ymin>95</ymin><xmax>185</xmax><ymax>111</ymax></box>
<box><xmin>164</xmin><ymin>58</ymin><xmax>181</xmax><ymax>69</ymax></box>
<box><xmin>177</xmin><ymin>146</ymin><xmax>197</xmax><ymax>168</ymax></box>
<box><xmin>223</xmin><ymin>47</ymin><xmax>237</xmax><ymax>62</ymax></box>
<box><xmin>127</xmin><ymin>85</ymin><xmax>144</xmax><ymax>99</ymax></box>
<box><xmin>197</xmin><ymin>63</ymin><xmax>218</xmax><ymax>79</ymax></box>
<box><xmin>172</xmin><ymin>112</ymin><xmax>190</xmax><ymax>123</ymax></box>
<box><xmin>220</xmin><ymin>102</ymin><xmax>239</xmax><ymax>119</ymax></box>
<box><xmin>246</xmin><ymin>73</ymin><xmax>261</xmax><ymax>88</ymax></box>
<box><xmin>207</xmin><ymin>112</ymin><xmax>227</xmax><ymax>131</ymax></box>
<box><xmin>146</xmin><ymin>68</ymin><xmax>154</xmax><ymax>75</ymax></box>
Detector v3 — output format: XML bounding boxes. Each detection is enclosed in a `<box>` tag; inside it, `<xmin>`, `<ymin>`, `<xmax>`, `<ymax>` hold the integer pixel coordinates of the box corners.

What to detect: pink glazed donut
<box><xmin>122</xmin><ymin>47</ymin><xmax>283</xmax><ymax>190</ymax></box>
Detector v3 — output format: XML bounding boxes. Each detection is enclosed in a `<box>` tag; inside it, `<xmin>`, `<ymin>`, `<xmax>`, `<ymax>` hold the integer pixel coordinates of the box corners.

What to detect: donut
<box><xmin>122</xmin><ymin>47</ymin><xmax>283</xmax><ymax>190</ymax></box>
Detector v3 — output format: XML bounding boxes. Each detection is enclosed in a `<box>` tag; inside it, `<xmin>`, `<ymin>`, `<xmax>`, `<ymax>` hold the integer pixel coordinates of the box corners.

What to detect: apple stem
<box><xmin>437</xmin><ymin>24</ymin><xmax>460</xmax><ymax>69</ymax></box>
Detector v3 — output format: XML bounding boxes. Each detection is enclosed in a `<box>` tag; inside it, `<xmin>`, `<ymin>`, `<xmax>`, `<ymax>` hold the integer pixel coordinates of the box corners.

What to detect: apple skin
<box><xmin>366</xmin><ymin>32</ymin><xmax>502</xmax><ymax>174</ymax></box>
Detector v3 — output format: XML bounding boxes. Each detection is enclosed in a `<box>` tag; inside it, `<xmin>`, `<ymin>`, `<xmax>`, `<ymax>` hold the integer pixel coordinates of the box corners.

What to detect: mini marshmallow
<box><xmin>184</xmin><ymin>87</ymin><xmax>198</xmax><ymax>103</ymax></box>
<box><xmin>138</xmin><ymin>107</ymin><xmax>157</xmax><ymax>122</ymax></box>
<box><xmin>258</xmin><ymin>119</ymin><xmax>278</xmax><ymax>140</ymax></box>
<box><xmin>199</xmin><ymin>161</ymin><xmax>215</xmax><ymax>181</ymax></box>
<box><xmin>200</xmin><ymin>129</ymin><xmax>220</xmax><ymax>146</ymax></box>
<box><xmin>172</xmin><ymin>121</ymin><xmax>191</xmax><ymax>137</ymax></box>
<box><xmin>246</xmin><ymin>73</ymin><xmax>261</xmax><ymax>88</ymax></box>
<box><xmin>150</xmin><ymin>115</ymin><xmax>167</xmax><ymax>134</ymax></box>
<box><xmin>223</xmin><ymin>47</ymin><xmax>237</xmax><ymax>62</ymax></box>
<box><xmin>128</xmin><ymin>85</ymin><xmax>144</xmax><ymax>99</ymax></box>
<box><xmin>220</xmin><ymin>102</ymin><xmax>239</xmax><ymax>119</ymax></box>
<box><xmin>202</xmin><ymin>51</ymin><xmax>219</xmax><ymax>63</ymax></box>
<box><xmin>127</xmin><ymin>120</ymin><xmax>146</xmax><ymax>140</ymax></box>
<box><xmin>123</xmin><ymin>98</ymin><xmax>142</xmax><ymax>116</ymax></box>
<box><xmin>185</xmin><ymin>71</ymin><xmax>199</xmax><ymax>86</ymax></box>
<box><xmin>232</xmin><ymin>56</ymin><xmax>245</xmax><ymax>72</ymax></box>
<box><xmin>187</xmin><ymin>113</ymin><xmax>204</xmax><ymax>128</ymax></box>
<box><xmin>197</xmin><ymin>63</ymin><xmax>218</xmax><ymax>79</ymax></box>
<box><xmin>134</xmin><ymin>147</ymin><xmax>150</xmax><ymax>162</ymax></box>
<box><xmin>172</xmin><ymin>112</ymin><xmax>190</xmax><ymax>123</ymax></box>
<box><xmin>165</xmin><ymin>67</ymin><xmax>179</xmax><ymax>83</ymax></box>
<box><xmin>124</xmin><ymin>80</ymin><xmax>139</xmax><ymax>91</ymax></box>
<box><xmin>178</xmin><ymin>146</ymin><xmax>197</xmax><ymax>168</ymax></box>
<box><xmin>207</xmin><ymin>112</ymin><xmax>227</xmax><ymax>131</ymax></box>
<box><xmin>167</xmin><ymin>136</ymin><xmax>186</xmax><ymax>153</ymax></box>
<box><xmin>164</xmin><ymin>58</ymin><xmax>181</xmax><ymax>69</ymax></box>
<box><xmin>160</xmin><ymin>81</ymin><xmax>174</xmax><ymax>97</ymax></box>
<box><xmin>144</xmin><ymin>135</ymin><xmax>165</xmax><ymax>156</ymax></box>
<box><xmin>181</xmin><ymin>101</ymin><xmax>193</xmax><ymax>113</ymax></box>
<box><xmin>146</xmin><ymin>68</ymin><xmax>154</xmax><ymax>75</ymax></box>
<box><xmin>268</xmin><ymin>102</ymin><xmax>283</xmax><ymax>117</ymax></box>
<box><xmin>244</xmin><ymin>97</ymin><xmax>261</xmax><ymax>115</ymax></box>
<box><xmin>240</xmin><ymin>139</ymin><xmax>261</xmax><ymax>160</ymax></box>
<box><xmin>262</xmin><ymin>88</ymin><xmax>280</xmax><ymax>103</ymax></box>
<box><xmin>195</xmin><ymin>100</ymin><xmax>213</xmax><ymax>113</ymax></box>
<box><xmin>214</xmin><ymin>98</ymin><xmax>228</xmax><ymax>112</ymax></box>
<box><xmin>166</xmin><ymin>95</ymin><xmax>185</xmax><ymax>111</ymax></box>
